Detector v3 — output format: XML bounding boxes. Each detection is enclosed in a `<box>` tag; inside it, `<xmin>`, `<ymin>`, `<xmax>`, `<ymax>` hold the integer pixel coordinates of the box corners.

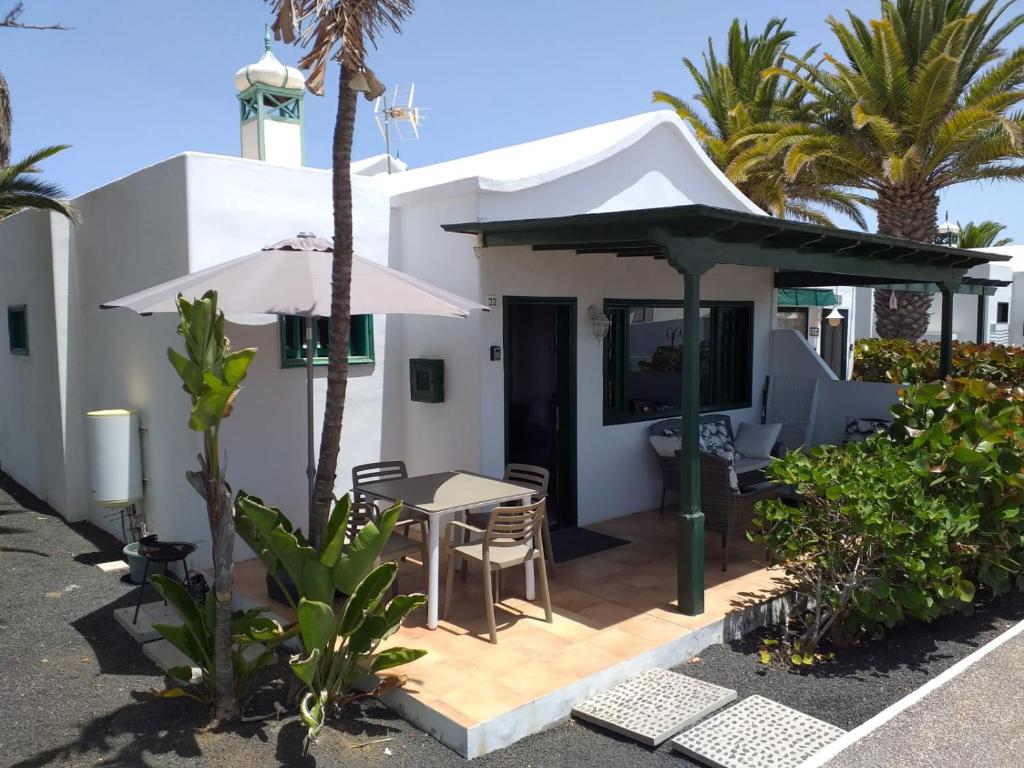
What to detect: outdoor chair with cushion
<box><xmin>649</xmin><ymin>415</ymin><xmax>783</xmax><ymax>512</ymax></box>
<box><xmin>700</xmin><ymin>453</ymin><xmax>779</xmax><ymax>571</ymax></box>
<box><xmin>347</xmin><ymin>498</ymin><xmax>429</xmax><ymax>596</ymax></box>
<box><xmin>465</xmin><ymin>463</ymin><xmax>556</xmax><ymax>576</ymax></box>
<box><xmin>442</xmin><ymin>499</ymin><xmax>553</xmax><ymax>643</ymax></box>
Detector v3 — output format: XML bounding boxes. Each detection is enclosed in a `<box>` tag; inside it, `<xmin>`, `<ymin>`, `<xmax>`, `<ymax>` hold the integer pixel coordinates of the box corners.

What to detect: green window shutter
<box><xmin>278</xmin><ymin>315</ymin><xmax>375</xmax><ymax>368</ymax></box>
<box><xmin>7</xmin><ymin>305</ymin><xmax>28</xmax><ymax>356</ymax></box>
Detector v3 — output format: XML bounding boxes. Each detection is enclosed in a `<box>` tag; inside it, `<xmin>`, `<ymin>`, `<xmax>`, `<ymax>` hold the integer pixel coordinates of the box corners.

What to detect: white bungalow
<box><xmin>1</xmin><ymin>43</ymin><xmax>1009</xmax><ymax>758</ymax></box>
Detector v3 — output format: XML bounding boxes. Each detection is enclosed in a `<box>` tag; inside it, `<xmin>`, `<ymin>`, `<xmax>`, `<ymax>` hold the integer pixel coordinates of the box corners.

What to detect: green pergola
<box><xmin>443</xmin><ymin>204</ymin><xmax>1008</xmax><ymax>616</ymax></box>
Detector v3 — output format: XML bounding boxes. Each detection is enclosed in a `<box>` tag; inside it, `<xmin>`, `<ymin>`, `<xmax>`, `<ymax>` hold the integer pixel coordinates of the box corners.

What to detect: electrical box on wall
<box><xmin>409</xmin><ymin>358</ymin><xmax>444</xmax><ymax>403</ymax></box>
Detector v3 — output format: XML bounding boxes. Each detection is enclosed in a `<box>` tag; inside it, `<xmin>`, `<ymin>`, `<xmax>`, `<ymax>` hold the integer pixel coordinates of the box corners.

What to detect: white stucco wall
<box><xmin>768</xmin><ymin>329</ymin><xmax>899</xmax><ymax>446</ymax></box>
<box><xmin>1</xmin><ymin>153</ymin><xmax>392</xmax><ymax>566</ymax></box>
<box><xmin>0</xmin><ymin>211</ymin><xmax>68</xmax><ymax>509</ymax></box>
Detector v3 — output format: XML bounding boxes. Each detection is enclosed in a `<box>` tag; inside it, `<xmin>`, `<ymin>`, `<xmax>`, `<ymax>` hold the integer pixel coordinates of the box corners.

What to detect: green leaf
<box><xmin>340</xmin><ymin>563</ymin><xmax>397</xmax><ymax>636</ymax></box>
<box><xmin>289</xmin><ymin>648</ymin><xmax>321</xmax><ymax>687</ymax></box>
<box><xmin>370</xmin><ymin>647</ymin><xmax>428</xmax><ymax>673</ymax></box>
<box><xmin>167</xmin><ymin>665</ymin><xmax>196</xmax><ymax>684</ymax></box>
<box><xmin>299</xmin><ymin>690</ymin><xmax>326</xmax><ymax>736</ymax></box>
<box><xmin>333</xmin><ymin>503</ymin><xmax>401</xmax><ymax>594</ymax></box>
<box><xmin>758</xmin><ymin>649</ymin><xmax>772</xmax><ymax>665</ymax></box>
<box><xmin>956</xmin><ymin>579</ymin><xmax>976</xmax><ymax>603</ymax></box>
<box><xmin>318</xmin><ymin>495</ymin><xmax>351</xmax><ymax>569</ymax></box>
<box><xmin>222</xmin><ymin>348</ymin><xmax>255</xmax><ymax>387</ymax></box>
<box><xmin>297</xmin><ymin>599</ymin><xmax>336</xmax><ymax>653</ymax></box>
<box><xmin>166</xmin><ymin>348</ymin><xmax>202</xmax><ymax>395</ymax></box>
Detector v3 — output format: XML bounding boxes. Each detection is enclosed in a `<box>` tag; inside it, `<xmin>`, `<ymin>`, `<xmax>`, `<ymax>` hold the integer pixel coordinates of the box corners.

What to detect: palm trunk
<box><xmin>309</xmin><ymin>62</ymin><xmax>357</xmax><ymax>546</ymax></box>
<box><xmin>206</xmin><ymin>431</ymin><xmax>238</xmax><ymax>721</ymax></box>
<box><xmin>0</xmin><ymin>70</ymin><xmax>11</xmax><ymax>166</ymax></box>
<box><xmin>872</xmin><ymin>185</ymin><xmax>939</xmax><ymax>340</ymax></box>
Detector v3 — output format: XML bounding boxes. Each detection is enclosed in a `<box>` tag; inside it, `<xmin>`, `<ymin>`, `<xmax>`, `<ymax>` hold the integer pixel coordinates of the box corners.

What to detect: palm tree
<box><xmin>653</xmin><ymin>18</ymin><xmax>867</xmax><ymax>227</ymax></box>
<box><xmin>0</xmin><ymin>145</ymin><xmax>78</xmax><ymax>221</ymax></box>
<box><xmin>957</xmin><ymin>219</ymin><xmax>1012</xmax><ymax>247</ymax></box>
<box><xmin>269</xmin><ymin>0</ymin><xmax>412</xmax><ymax>546</ymax></box>
<box><xmin>733</xmin><ymin>0</ymin><xmax>1024</xmax><ymax>339</ymax></box>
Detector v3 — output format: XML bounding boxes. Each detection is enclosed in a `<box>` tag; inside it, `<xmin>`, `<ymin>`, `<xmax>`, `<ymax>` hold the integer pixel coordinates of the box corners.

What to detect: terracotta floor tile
<box><xmin>616</xmin><ymin>613</ymin><xmax>691</xmax><ymax>644</ymax></box>
<box><xmin>582</xmin><ymin>626</ymin><xmax>657</xmax><ymax>658</ymax></box>
<box><xmin>549</xmin><ymin>585</ymin><xmax>604</xmax><ymax>614</ymax></box>
<box><xmin>439</xmin><ymin>680</ymin><xmax>531</xmax><ymax>725</ymax></box>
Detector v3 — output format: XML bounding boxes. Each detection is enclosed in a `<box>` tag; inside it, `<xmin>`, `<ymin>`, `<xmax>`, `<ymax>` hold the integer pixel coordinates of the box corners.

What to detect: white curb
<box><xmin>798</xmin><ymin>616</ymin><xmax>1024</xmax><ymax>768</ymax></box>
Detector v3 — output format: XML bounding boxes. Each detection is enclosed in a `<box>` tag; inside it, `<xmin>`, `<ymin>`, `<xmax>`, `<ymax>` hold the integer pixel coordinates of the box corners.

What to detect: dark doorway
<box><xmin>820</xmin><ymin>308</ymin><xmax>849</xmax><ymax>379</ymax></box>
<box><xmin>504</xmin><ymin>297</ymin><xmax>577</xmax><ymax>528</ymax></box>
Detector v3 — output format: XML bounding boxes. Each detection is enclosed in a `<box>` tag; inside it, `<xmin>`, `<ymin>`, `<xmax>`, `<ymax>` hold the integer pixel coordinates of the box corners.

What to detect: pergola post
<box><xmin>976</xmin><ymin>293</ymin><xmax>987</xmax><ymax>344</ymax></box>
<box><xmin>939</xmin><ymin>286</ymin><xmax>954</xmax><ymax>378</ymax></box>
<box><xmin>677</xmin><ymin>268</ymin><xmax>705</xmax><ymax>616</ymax></box>
<box><xmin>654</xmin><ymin>232</ymin><xmax>711</xmax><ymax>616</ymax></box>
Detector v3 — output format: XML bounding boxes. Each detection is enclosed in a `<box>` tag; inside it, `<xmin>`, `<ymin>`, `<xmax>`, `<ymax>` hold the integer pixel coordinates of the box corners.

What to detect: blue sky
<box><xmin>5</xmin><ymin>0</ymin><xmax>1024</xmax><ymax>237</ymax></box>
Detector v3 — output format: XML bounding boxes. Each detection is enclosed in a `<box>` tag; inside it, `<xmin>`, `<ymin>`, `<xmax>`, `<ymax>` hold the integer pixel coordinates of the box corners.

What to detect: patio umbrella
<box><xmin>102</xmin><ymin>232</ymin><xmax>486</xmax><ymax>513</ymax></box>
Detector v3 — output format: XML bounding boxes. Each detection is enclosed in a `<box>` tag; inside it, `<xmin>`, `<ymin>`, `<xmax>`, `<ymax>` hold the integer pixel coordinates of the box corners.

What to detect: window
<box><xmin>279</xmin><ymin>314</ymin><xmax>374</xmax><ymax>368</ymax></box>
<box><xmin>7</xmin><ymin>305</ymin><xmax>27</xmax><ymax>355</ymax></box>
<box><xmin>997</xmin><ymin>302</ymin><xmax>1010</xmax><ymax>323</ymax></box>
<box><xmin>776</xmin><ymin>307</ymin><xmax>809</xmax><ymax>338</ymax></box>
<box><xmin>603</xmin><ymin>299</ymin><xmax>753</xmax><ymax>424</ymax></box>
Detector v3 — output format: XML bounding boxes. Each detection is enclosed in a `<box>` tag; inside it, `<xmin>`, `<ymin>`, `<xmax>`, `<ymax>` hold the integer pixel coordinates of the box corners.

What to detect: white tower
<box><xmin>234</xmin><ymin>31</ymin><xmax>306</xmax><ymax>166</ymax></box>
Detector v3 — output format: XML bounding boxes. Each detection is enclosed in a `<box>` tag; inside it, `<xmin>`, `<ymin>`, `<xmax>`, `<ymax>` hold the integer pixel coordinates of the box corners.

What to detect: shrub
<box><xmin>752</xmin><ymin>377</ymin><xmax>1024</xmax><ymax>658</ymax></box>
<box><xmin>852</xmin><ymin>338</ymin><xmax>1024</xmax><ymax>386</ymax></box>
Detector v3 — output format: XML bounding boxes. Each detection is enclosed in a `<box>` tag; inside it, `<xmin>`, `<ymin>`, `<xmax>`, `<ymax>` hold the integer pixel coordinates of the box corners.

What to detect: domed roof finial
<box><xmin>234</xmin><ymin>28</ymin><xmax>306</xmax><ymax>92</ymax></box>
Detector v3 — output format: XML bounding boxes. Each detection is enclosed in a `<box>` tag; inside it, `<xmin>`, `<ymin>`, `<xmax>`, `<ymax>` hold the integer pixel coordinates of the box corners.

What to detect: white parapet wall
<box><xmin>769</xmin><ymin>329</ymin><xmax>899</xmax><ymax>446</ymax></box>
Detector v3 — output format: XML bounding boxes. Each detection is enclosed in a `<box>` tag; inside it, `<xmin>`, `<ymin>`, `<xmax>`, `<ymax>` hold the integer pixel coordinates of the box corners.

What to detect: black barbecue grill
<box><xmin>131</xmin><ymin>536</ymin><xmax>197</xmax><ymax>624</ymax></box>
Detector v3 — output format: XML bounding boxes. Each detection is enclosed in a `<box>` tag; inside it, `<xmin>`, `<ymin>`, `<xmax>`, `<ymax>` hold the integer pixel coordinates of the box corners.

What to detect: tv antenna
<box><xmin>374</xmin><ymin>83</ymin><xmax>425</xmax><ymax>174</ymax></box>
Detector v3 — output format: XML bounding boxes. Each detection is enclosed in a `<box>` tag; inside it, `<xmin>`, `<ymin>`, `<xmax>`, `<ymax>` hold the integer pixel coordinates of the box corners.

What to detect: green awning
<box><xmin>777</xmin><ymin>288</ymin><xmax>839</xmax><ymax>307</ymax></box>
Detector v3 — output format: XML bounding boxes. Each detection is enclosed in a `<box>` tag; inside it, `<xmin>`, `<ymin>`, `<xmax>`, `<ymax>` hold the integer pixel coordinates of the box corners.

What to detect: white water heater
<box><xmin>86</xmin><ymin>409</ymin><xmax>143</xmax><ymax>507</ymax></box>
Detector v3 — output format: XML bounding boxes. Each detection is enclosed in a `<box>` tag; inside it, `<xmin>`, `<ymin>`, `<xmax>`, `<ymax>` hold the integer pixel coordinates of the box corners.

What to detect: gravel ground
<box><xmin>3</xmin><ymin>470</ymin><xmax>1023</xmax><ymax>767</ymax></box>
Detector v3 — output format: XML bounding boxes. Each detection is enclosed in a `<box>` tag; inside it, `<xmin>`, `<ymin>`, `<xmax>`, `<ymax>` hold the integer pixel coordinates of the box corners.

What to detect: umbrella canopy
<box><xmin>101</xmin><ymin>232</ymin><xmax>485</xmax><ymax>515</ymax></box>
<box><xmin>101</xmin><ymin>233</ymin><xmax>485</xmax><ymax>320</ymax></box>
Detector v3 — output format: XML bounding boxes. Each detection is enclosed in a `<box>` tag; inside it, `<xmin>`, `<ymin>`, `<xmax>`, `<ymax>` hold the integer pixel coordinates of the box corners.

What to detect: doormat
<box><xmin>550</xmin><ymin>527</ymin><xmax>629</xmax><ymax>563</ymax></box>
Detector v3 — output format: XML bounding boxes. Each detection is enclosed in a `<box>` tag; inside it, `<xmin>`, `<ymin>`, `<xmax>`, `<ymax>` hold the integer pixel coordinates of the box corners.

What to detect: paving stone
<box><xmin>96</xmin><ymin>560</ymin><xmax>129</xmax><ymax>573</ymax></box>
<box><xmin>672</xmin><ymin>695</ymin><xmax>846</xmax><ymax>768</ymax></box>
<box><xmin>571</xmin><ymin>668</ymin><xmax>737</xmax><ymax>746</ymax></box>
<box><xmin>113</xmin><ymin>602</ymin><xmax>181</xmax><ymax>643</ymax></box>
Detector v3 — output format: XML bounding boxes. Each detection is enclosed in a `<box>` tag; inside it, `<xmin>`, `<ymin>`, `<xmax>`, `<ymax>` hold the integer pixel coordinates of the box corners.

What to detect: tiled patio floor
<box><xmin>232</xmin><ymin>509</ymin><xmax>789</xmax><ymax>756</ymax></box>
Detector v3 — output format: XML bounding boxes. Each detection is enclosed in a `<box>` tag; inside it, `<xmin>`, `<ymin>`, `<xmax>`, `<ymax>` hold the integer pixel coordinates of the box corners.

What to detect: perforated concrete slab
<box><xmin>571</xmin><ymin>668</ymin><xmax>737</xmax><ymax>746</ymax></box>
<box><xmin>672</xmin><ymin>695</ymin><xmax>846</xmax><ymax>768</ymax></box>
<box><xmin>113</xmin><ymin>602</ymin><xmax>182</xmax><ymax>643</ymax></box>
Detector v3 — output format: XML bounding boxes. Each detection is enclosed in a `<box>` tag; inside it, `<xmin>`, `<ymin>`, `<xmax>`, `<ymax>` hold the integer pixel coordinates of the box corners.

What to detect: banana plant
<box><xmin>235</xmin><ymin>492</ymin><xmax>400</xmax><ymax>607</ymax></box>
<box><xmin>291</xmin><ymin>563</ymin><xmax>426</xmax><ymax>739</ymax></box>
<box><xmin>234</xmin><ymin>492</ymin><xmax>427</xmax><ymax>742</ymax></box>
<box><xmin>167</xmin><ymin>290</ymin><xmax>256</xmax><ymax>721</ymax></box>
<box><xmin>149</xmin><ymin>573</ymin><xmax>289</xmax><ymax>705</ymax></box>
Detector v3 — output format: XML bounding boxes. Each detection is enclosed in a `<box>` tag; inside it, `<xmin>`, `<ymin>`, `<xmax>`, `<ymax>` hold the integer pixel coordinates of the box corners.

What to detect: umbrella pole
<box><xmin>306</xmin><ymin>320</ymin><xmax>315</xmax><ymax>518</ymax></box>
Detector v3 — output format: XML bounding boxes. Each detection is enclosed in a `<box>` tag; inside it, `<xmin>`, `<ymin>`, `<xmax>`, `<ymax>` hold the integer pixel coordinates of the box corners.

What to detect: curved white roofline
<box><xmin>384</xmin><ymin>110</ymin><xmax>764</xmax><ymax>215</ymax></box>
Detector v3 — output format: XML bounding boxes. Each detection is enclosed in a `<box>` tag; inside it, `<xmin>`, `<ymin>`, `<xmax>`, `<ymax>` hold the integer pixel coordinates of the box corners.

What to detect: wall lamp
<box><xmin>588</xmin><ymin>305</ymin><xmax>611</xmax><ymax>340</ymax></box>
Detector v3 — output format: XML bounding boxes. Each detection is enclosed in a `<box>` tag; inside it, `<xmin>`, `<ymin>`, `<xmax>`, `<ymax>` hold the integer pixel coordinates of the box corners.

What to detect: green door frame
<box><xmin>502</xmin><ymin>296</ymin><xmax>578</xmax><ymax>527</ymax></box>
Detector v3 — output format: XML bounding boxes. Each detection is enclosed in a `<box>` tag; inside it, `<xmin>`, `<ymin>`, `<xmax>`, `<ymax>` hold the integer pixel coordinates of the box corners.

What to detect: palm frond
<box><xmin>268</xmin><ymin>0</ymin><xmax>415</xmax><ymax>95</ymax></box>
<box><xmin>0</xmin><ymin>145</ymin><xmax>79</xmax><ymax>223</ymax></box>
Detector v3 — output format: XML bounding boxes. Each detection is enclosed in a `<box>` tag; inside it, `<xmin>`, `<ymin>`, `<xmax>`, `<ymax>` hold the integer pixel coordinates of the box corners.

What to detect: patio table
<box><xmin>355</xmin><ymin>470</ymin><xmax>537</xmax><ymax>629</ymax></box>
